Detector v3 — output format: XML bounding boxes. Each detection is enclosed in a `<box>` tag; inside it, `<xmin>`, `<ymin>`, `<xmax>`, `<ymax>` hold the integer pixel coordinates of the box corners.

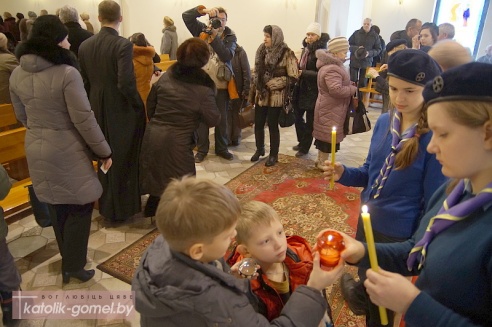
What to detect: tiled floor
<box><xmin>3</xmin><ymin>105</ymin><xmax>382</xmax><ymax>327</ymax></box>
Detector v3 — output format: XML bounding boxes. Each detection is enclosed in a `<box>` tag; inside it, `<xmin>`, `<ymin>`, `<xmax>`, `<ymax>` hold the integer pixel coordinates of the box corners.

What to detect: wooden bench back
<box><xmin>0</xmin><ymin>127</ymin><xmax>27</xmax><ymax>164</ymax></box>
<box><xmin>0</xmin><ymin>104</ymin><xmax>18</xmax><ymax>130</ymax></box>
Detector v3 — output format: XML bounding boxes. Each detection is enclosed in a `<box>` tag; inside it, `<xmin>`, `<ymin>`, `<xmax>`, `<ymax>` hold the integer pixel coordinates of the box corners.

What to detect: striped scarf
<box><xmin>407</xmin><ymin>180</ymin><xmax>492</xmax><ymax>270</ymax></box>
<box><xmin>372</xmin><ymin>112</ymin><xmax>417</xmax><ymax>198</ymax></box>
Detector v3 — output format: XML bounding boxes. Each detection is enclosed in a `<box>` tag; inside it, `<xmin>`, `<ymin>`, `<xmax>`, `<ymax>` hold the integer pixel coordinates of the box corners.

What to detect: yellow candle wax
<box><xmin>361</xmin><ymin>205</ymin><xmax>388</xmax><ymax>325</ymax></box>
<box><xmin>330</xmin><ymin>127</ymin><xmax>336</xmax><ymax>190</ymax></box>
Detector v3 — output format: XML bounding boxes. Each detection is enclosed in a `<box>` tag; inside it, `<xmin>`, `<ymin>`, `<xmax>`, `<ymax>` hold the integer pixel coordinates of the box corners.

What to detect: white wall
<box><xmin>370</xmin><ymin>0</ymin><xmax>436</xmax><ymax>42</ymax></box>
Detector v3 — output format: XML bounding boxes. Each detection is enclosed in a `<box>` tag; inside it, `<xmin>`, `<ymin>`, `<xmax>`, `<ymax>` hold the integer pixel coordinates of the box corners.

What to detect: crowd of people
<box><xmin>1</xmin><ymin>1</ymin><xmax>492</xmax><ymax>327</ymax></box>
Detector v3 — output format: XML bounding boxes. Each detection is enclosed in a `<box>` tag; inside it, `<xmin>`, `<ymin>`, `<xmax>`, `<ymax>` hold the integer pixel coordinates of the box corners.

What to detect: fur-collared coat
<box><xmin>139</xmin><ymin>63</ymin><xmax>220</xmax><ymax>196</ymax></box>
<box><xmin>313</xmin><ymin>50</ymin><xmax>357</xmax><ymax>144</ymax></box>
<box><xmin>132</xmin><ymin>44</ymin><xmax>156</xmax><ymax>113</ymax></box>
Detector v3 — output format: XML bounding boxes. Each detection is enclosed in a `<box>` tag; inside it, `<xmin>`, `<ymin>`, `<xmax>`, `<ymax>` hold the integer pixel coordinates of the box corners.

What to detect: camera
<box><xmin>209</xmin><ymin>17</ymin><xmax>222</xmax><ymax>29</ymax></box>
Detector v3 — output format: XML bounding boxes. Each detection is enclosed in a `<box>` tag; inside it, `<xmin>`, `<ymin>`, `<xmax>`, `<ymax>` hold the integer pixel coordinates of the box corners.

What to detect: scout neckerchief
<box><xmin>372</xmin><ymin>111</ymin><xmax>418</xmax><ymax>198</ymax></box>
<box><xmin>407</xmin><ymin>179</ymin><xmax>492</xmax><ymax>270</ymax></box>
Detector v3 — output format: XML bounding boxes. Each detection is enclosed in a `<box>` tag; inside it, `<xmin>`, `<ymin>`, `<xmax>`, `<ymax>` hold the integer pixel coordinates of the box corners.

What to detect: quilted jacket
<box><xmin>313</xmin><ymin>49</ymin><xmax>357</xmax><ymax>144</ymax></box>
<box><xmin>9</xmin><ymin>53</ymin><xmax>111</xmax><ymax>205</ymax></box>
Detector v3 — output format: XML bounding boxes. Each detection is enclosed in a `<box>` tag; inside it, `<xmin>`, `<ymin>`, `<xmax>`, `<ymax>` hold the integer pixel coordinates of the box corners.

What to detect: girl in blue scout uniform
<box><xmin>333</xmin><ymin>61</ymin><xmax>492</xmax><ymax>327</ymax></box>
<box><xmin>324</xmin><ymin>49</ymin><xmax>448</xmax><ymax>326</ymax></box>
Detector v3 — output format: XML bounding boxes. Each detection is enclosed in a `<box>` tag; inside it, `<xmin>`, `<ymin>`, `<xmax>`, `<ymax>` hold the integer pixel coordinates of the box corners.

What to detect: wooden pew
<box><xmin>155</xmin><ymin>60</ymin><xmax>177</xmax><ymax>72</ymax></box>
<box><xmin>358</xmin><ymin>78</ymin><xmax>383</xmax><ymax>108</ymax></box>
<box><xmin>0</xmin><ymin>104</ymin><xmax>30</xmax><ymax>217</ymax></box>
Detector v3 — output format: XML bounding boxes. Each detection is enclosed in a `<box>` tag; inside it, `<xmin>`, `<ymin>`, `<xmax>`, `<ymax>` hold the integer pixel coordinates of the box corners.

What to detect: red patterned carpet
<box><xmin>97</xmin><ymin>154</ymin><xmax>365</xmax><ymax>326</ymax></box>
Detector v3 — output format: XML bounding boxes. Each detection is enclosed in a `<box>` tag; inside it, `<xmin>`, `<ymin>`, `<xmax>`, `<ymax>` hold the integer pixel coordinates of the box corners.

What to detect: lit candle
<box><xmin>361</xmin><ymin>205</ymin><xmax>388</xmax><ymax>325</ymax></box>
<box><xmin>330</xmin><ymin>127</ymin><xmax>336</xmax><ymax>190</ymax></box>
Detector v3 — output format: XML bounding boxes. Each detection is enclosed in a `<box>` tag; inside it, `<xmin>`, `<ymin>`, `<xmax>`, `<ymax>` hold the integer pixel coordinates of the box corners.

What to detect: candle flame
<box><xmin>362</xmin><ymin>205</ymin><xmax>368</xmax><ymax>214</ymax></box>
<box><xmin>332</xmin><ymin>126</ymin><xmax>336</xmax><ymax>132</ymax></box>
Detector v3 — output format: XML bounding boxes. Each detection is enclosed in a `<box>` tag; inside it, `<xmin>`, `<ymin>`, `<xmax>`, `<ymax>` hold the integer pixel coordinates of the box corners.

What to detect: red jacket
<box><xmin>226</xmin><ymin>235</ymin><xmax>314</xmax><ymax>321</ymax></box>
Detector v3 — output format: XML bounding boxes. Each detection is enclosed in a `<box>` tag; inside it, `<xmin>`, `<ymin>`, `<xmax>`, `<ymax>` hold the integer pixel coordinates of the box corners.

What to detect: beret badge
<box><xmin>432</xmin><ymin>76</ymin><xmax>444</xmax><ymax>93</ymax></box>
<box><xmin>415</xmin><ymin>72</ymin><xmax>426</xmax><ymax>82</ymax></box>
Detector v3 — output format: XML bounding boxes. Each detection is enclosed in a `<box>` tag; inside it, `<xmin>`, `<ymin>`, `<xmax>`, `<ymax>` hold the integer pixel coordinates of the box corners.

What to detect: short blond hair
<box><xmin>156</xmin><ymin>177</ymin><xmax>240</xmax><ymax>252</ymax></box>
<box><xmin>235</xmin><ymin>201</ymin><xmax>279</xmax><ymax>245</ymax></box>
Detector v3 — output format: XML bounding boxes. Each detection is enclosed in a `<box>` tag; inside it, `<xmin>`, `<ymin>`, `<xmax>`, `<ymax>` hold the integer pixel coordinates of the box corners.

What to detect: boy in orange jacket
<box><xmin>227</xmin><ymin>201</ymin><xmax>333</xmax><ymax>325</ymax></box>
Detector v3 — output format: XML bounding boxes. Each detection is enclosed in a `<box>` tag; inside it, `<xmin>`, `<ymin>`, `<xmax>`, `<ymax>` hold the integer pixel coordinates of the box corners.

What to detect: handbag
<box><xmin>238</xmin><ymin>100</ymin><xmax>255</xmax><ymax>129</ymax></box>
<box><xmin>228</xmin><ymin>77</ymin><xmax>240</xmax><ymax>100</ymax></box>
<box><xmin>344</xmin><ymin>92</ymin><xmax>371</xmax><ymax>135</ymax></box>
<box><xmin>278</xmin><ymin>81</ymin><xmax>296</xmax><ymax>128</ymax></box>
<box><xmin>26</xmin><ymin>184</ymin><xmax>54</xmax><ymax>227</ymax></box>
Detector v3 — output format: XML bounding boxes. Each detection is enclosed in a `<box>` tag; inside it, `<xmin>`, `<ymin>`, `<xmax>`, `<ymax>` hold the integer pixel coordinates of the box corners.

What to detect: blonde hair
<box><xmin>156</xmin><ymin>177</ymin><xmax>240</xmax><ymax>252</ymax></box>
<box><xmin>441</xmin><ymin>100</ymin><xmax>492</xmax><ymax>193</ymax></box>
<box><xmin>235</xmin><ymin>201</ymin><xmax>279</xmax><ymax>245</ymax></box>
<box><xmin>428</xmin><ymin>40</ymin><xmax>472</xmax><ymax>71</ymax></box>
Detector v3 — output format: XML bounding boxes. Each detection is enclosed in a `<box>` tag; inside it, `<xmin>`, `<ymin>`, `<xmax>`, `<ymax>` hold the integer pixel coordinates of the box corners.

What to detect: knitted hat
<box><xmin>423</xmin><ymin>62</ymin><xmax>492</xmax><ymax>105</ymax></box>
<box><xmin>386</xmin><ymin>39</ymin><xmax>407</xmax><ymax>53</ymax></box>
<box><xmin>28</xmin><ymin>11</ymin><xmax>37</xmax><ymax>18</ymax></box>
<box><xmin>30</xmin><ymin>15</ymin><xmax>68</xmax><ymax>44</ymax></box>
<box><xmin>327</xmin><ymin>37</ymin><xmax>349</xmax><ymax>54</ymax></box>
<box><xmin>163</xmin><ymin>16</ymin><xmax>174</xmax><ymax>26</ymax></box>
<box><xmin>388</xmin><ymin>49</ymin><xmax>441</xmax><ymax>86</ymax></box>
<box><xmin>306</xmin><ymin>22</ymin><xmax>321</xmax><ymax>36</ymax></box>
<box><xmin>0</xmin><ymin>33</ymin><xmax>7</xmax><ymax>50</ymax></box>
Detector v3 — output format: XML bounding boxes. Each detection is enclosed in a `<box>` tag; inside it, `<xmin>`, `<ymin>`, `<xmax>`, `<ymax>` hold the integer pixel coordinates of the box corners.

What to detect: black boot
<box><xmin>62</xmin><ymin>269</ymin><xmax>95</xmax><ymax>284</ymax></box>
<box><xmin>0</xmin><ymin>291</ymin><xmax>13</xmax><ymax>326</ymax></box>
<box><xmin>265</xmin><ymin>154</ymin><xmax>278</xmax><ymax>167</ymax></box>
<box><xmin>250</xmin><ymin>148</ymin><xmax>265</xmax><ymax>162</ymax></box>
<box><xmin>340</xmin><ymin>273</ymin><xmax>368</xmax><ymax>315</ymax></box>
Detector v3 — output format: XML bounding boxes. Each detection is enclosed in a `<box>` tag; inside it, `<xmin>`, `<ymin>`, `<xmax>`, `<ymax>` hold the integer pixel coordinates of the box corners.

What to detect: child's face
<box><xmin>427</xmin><ymin>102</ymin><xmax>488</xmax><ymax>181</ymax></box>
<box><xmin>389</xmin><ymin>77</ymin><xmax>424</xmax><ymax>118</ymax></box>
<box><xmin>244</xmin><ymin>219</ymin><xmax>288</xmax><ymax>266</ymax></box>
<box><xmin>200</xmin><ymin>224</ymin><xmax>237</xmax><ymax>263</ymax></box>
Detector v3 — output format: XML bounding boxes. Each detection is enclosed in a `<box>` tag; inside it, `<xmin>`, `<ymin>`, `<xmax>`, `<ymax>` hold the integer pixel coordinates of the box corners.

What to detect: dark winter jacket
<box><xmin>348</xmin><ymin>28</ymin><xmax>381</xmax><ymax>68</ymax></box>
<box><xmin>296</xmin><ymin>33</ymin><xmax>329</xmax><ymax>111</ymax></box>
<box><xmin>139</xmin><ymin>63</ymin><xmax>220</xmax><ymax>196</ymax></box>
<box><xmin>64</xmin><ymin>21</ymin><xmax>93</xmax><ymax>57</ymax></box>
<box><xmin>313</xmin><ymin>49</ymin><xmax>357</xmax><ymax>144</ymax></box>
<box><xmin>132</xmin><ymin>235</ymin><xmax>329</xmax><ymax>327</ymax></box>
<box><xmin>10</xmin><ymin>40</ymin><xmax>111</xmax><ymax>205</ymax></box>
<box><xmin>231</xmin><ymin>45</ymin><xmax>251</xmax><ymax>99</ymax></box>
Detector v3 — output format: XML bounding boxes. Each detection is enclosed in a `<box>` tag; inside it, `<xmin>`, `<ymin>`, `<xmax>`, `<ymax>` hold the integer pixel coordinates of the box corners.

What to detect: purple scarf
<box><xmin>372</xmin><ymin>112</ymin><xmax>417</xmax><ymax>198</ymax></box>
<box><xmin>407</xmin><ymin>180</ymin><xmax>492</xmax><ymax>270</ymax></box>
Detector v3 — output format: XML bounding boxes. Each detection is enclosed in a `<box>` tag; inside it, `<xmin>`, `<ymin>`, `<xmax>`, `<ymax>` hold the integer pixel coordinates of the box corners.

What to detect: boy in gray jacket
<box><xmin>132</xmin><ymin>177</ymin><xmax>343</xmax><ymax>326</ymax></box>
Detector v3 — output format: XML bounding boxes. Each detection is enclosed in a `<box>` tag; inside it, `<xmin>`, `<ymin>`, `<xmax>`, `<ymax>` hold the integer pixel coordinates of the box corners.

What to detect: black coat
<box><xmin>139</xmin><ymin>63</ymin><xmax>220</xmax><ymax>196</ymax></box>
<box><xmin>231</xmin><ymin>45</ymin><xmax>251</xmax><ymax>99</ymax></box>
<box><xmin>64</xmin><ymin>21</ymin><xmax>93</xmax><ymax>57</ymax></box>
<box><xmin>296</xmin><ymin>33</ymin><xmax>329</xmax><ymax>111</ymax></box>
<box><xmin>78</xmin><ymin>27</ymin><xmax>145</xmax><ymax>221</ymax></box>
<box><xmin>348</xmin><ymin>28</ymin><xmax>381</xmax><ymax>68</ymax></box>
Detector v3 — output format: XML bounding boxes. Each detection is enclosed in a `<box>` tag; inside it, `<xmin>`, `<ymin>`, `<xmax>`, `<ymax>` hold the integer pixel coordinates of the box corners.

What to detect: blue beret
<box><xmin>388</xmin><ymin>49</ymin><xmax>442</xmax><ymax>86</ymax></box>
<box><xmin>386</xmin><ymin>39</ymin><xmax>407</xmax><ymax>53</ymax></box>
<box><xmin>423</xmin><ymin>62</ymin><xmax>492</xmax><ymax>105</ymax></box>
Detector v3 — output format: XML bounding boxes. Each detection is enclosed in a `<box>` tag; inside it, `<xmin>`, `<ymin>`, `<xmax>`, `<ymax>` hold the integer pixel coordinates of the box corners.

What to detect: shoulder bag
<box><xmin>344</xmin><ymin>92</ymin><xmax>371</xmax><ymax>135</ymax></box>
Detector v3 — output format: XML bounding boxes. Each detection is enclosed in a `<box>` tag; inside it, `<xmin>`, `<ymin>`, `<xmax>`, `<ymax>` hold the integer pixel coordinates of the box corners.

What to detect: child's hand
<box><xmin>306</xmin><ymin>252</ymin><xmax>344</xmax><ymax>291</ymax></box>
<box><xmin>314</xmin><ymin>229</ymin><xmax>365</xmax><ymax>265</ymax></box>
<box><xmin>322</xmin><ymin>162</ymin><xmax>344</xmax><ymax>182</ymax></box>
<box><xmin>229</xmin><ymin>261</ymin><xmax>260</xmax><ymax>280</ymax></box>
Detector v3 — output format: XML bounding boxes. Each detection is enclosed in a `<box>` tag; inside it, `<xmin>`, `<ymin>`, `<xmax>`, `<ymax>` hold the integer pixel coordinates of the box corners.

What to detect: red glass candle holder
<box><xmin>316</xmin><ymin>231</ymin><xmax>345</xmax><ymax>269</ymax></box>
